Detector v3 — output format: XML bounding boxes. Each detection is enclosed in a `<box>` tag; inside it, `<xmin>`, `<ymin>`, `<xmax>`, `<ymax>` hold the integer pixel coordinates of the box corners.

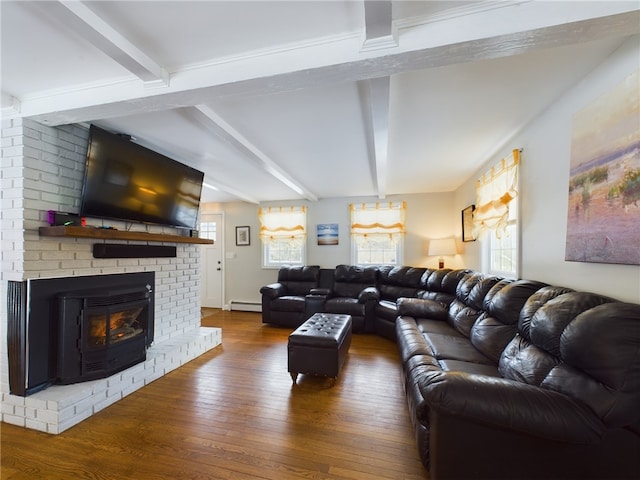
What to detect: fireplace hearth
<box><xmin>7</xmin><ymin>272</ymin><xmax>155</xmax><ymax>396</ymax></box>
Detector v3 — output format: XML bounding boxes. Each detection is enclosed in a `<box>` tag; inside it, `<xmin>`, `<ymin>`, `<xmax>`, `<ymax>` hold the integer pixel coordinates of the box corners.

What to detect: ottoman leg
<box><xmin>290</xmin><ymin>372</ymin><xmax>298</xmax><ymax>385</ymax></box>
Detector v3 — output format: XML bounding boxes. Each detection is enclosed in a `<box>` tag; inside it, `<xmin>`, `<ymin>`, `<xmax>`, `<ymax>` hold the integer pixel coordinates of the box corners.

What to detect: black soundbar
<box><xmin>93</xmin><ymin>243</ymin><xmax>177</xmax><ymax>258</ymax></box>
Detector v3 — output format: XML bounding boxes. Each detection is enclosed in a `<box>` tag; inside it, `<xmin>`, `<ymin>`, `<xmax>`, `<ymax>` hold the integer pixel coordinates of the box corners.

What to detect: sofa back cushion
<box><xmin>420</xmin><ymin>268</ymin><xmax>451</xmax><ymax>291</ymax></box>
<box><xmin>417</xmin><ymin>269</ymin><xmax>469</xmax><ymax>307</ymax></box>
<box><xmin>500</xmin><ymin>288</ymin><xmax>640</xmax><ymax>427</ymax></box>
<box><xmin>447</xmin><ymin>273</ymin><xmax>503</xmax><ymax>337</ymax></box>
<box><xmin>377</xmin><ymin>265</ymin><xmax>426</xmax><ymax>301</ymax></box>
<box><xmin>332</xmin><ymin>264</ymin><xmax>378</xmax><ymax>298</ymax></box>
<box><xmin>277</xmin><ymin>265</ymin><xmax>320</xmax><ymax>296</ymax></box>
<box><xmin>470</xmin><ymin>279</ymin><xmax>548</xmax><ymax>363</ymax></box>
<box><xmin>498</xmin><ymin>286</ymin><xmax>573</xmax><ymax>385</ymax></box>
<box><xmin>319</xmin><ymin>268</ymin><xmax>335</xmax><ymax>290</ymax></box>
<box><xmin>422</xmin><ymin>269</ymin><xmax>470</xmax><ymax>294</ymax></box>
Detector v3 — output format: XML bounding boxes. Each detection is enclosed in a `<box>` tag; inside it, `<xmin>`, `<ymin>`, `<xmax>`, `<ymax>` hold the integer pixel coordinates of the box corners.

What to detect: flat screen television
<box><xmin>80</xmin><ymin>125</ymin><xmax>204</xmax><ymax>230</ymax></box>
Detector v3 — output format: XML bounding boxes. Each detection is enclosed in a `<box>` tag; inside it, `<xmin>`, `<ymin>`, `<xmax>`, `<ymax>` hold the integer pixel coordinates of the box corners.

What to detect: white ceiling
<box><xmin>2</xmin><ymin>1</ymin><xmax>639</xmax><ymax>204</ymax></box>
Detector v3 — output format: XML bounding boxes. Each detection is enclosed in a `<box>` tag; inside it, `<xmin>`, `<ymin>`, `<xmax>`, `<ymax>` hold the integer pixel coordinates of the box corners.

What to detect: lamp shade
<box><xmin>428</xmin><ymin>238</ymin><xmax>457</xmax><ymax>256</ymax></box>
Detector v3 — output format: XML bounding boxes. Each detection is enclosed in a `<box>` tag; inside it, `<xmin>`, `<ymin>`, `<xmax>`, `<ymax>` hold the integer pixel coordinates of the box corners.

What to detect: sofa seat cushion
<box><xmin>417</xmin><ymin>319</ymin><xmax>461</xmax><ymax>336</ymax></box>
<box><xmin>424</xmin><ymin>333</ymin><xmax>495</xmax><ymax>365</ymax></box>
<box><xmin>325</xmin><ymin>297</ymin><xmax>365</xmax><ymax>317</ymax></box>
<box><xmin>376</xmin><ymin>299</ymin><xmax>398</xmax><ymax>322</ymax></box>
<box><xmin>271</xmin><ymin>296</ymin><xmax>306</xmax><ymax>312</ymax></box>
<box><xmin>399</xmin><ymin>337</ymin><xmax>435</xmax><ymax>365</ymax></box>
<box><xmin>397</xmin><ymin>317</ymin><xmax>436</xmax><ymax>364</ymax></box>
<box><xmin>439</xmin><ymin>359</ymin><xmax>501</xmax><ymax>377</ymax></box>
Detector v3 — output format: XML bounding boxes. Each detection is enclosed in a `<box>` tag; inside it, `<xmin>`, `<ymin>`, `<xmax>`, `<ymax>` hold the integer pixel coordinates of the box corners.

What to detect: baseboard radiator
<box><xmin>229</xmin><ymin>300</ymin><xmax>262</xmax><ymax>312</ymax></box>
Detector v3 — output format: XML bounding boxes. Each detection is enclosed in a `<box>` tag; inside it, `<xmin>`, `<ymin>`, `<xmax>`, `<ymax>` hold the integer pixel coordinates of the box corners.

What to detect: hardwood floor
<box><xmin>1</xmin><ymin>310</ymin><xmax>427</xmax><ymax>480</ymax></box>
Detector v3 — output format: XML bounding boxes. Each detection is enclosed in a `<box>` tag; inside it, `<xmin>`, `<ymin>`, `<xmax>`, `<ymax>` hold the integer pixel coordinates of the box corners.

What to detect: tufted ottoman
<box><xmin>288</xmin><ymin>313</ymin><xmax>352</xmax><ymax>385</ymax></box>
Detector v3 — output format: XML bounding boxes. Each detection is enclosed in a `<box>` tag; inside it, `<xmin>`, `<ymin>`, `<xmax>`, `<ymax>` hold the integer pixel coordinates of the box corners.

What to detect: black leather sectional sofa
<box><xmin>260</xmin><ymin>264</ymin><xmax>462</xmax><ymax>337</ymax></box>
<box><xmin>260</xmin><ymin>265</ymin><xmax>640</xmax><ymax>479</ymax></box>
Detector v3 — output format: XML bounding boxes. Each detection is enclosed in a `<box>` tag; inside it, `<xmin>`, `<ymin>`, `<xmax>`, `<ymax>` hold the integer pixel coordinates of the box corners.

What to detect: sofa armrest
<box><xmin>358</xmin><ymin>286</ymin><xmax>380</xmax><ymax>303</ymax></box>
<box><xmin>418</xmin><ymin>371</ymin><xmax>605</xmax><ymax>444</ymax></box>
<box><xmin>259</xmin><ymin>282</ymin><xmax>287</xmax><ymax>299</ymax></box>
<box><xmin>310</xmin><ymin>288</ymin><xmax>331</xmax><ymax>296</ymax></box>
<box><xmin>397</xmin><ymin>297</ymin><xmax>447</xmax><ymax>320</ymax></box>
<box><xmin>304</xmin><ymin>292</ymin><xmax>328</xmax><ymax>317</ymax></box>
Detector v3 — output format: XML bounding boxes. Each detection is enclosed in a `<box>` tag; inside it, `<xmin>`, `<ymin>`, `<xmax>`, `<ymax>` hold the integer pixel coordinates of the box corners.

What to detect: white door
<box><xmin>200</xmin><ymin>213</ymin><xmax>223</xmax><ymax>308</ymax></box>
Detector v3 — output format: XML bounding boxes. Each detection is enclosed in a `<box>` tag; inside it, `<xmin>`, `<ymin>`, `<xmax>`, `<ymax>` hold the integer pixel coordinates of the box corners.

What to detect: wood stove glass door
<box><xmin>86</xmin><ymin>305</ymin><xmax>145</xmax><ymax>349</ymax></box>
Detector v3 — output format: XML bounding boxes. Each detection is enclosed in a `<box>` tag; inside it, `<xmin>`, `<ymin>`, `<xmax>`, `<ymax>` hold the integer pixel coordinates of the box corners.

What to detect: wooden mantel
<box><xmin>39</xmin><ymin>226</ymin><xmax>213</xmax><ymax>245</ymax></box>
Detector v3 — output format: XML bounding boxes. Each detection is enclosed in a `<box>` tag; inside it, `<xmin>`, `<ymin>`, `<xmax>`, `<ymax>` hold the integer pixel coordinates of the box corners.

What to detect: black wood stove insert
<box><xmin>7</xmin><ymin>272</ymin><xmax>154</xmax><ymax>396</ymax></box>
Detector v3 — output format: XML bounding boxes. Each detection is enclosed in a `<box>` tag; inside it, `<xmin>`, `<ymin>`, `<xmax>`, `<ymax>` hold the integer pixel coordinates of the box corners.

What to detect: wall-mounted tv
<box><xmin>80</xmin><ymin>125</ymin><xmax>204</xmax><ymax>230</ymax></box>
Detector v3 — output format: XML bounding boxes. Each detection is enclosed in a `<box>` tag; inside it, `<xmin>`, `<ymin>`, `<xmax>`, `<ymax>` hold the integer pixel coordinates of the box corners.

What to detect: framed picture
<box><xmin>317</xmin><ymin>223</ymin><xmax>339</xmax><ymax>245</ymax></box>
<box><xmin>565</xmin><ymin>69</ymin><xmax>640</xmax><ymax>265</ymax></box>
<box><xmin>462</xmin><ymin>205</ymin><xmax>476</xmax><ymax>242</ymax></box>
<box><xmin>235</xmin><ymin>226</ymin><xmax>250</xmax><ymax>246</ymax></box>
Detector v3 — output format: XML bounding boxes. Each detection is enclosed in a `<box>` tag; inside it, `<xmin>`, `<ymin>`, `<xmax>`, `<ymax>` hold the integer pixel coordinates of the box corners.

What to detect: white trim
<box><xmin>230</xmin><ymin>301</ymin><xmax>261</xmax><ymax>313</ymax></box>
<box><xmin>200</xmin><ymin>211</ymin><xmax>225</xmax><ymax>310</ymax></box>
<box><xmin>394</xmin><ymin>1</ymin><xmax>531</xmax><ymax>31</ymax></box>
<box><xmin>360</xmin><ymin>31</ymin><xmax>398</xmax><ymax>52</ymax></box>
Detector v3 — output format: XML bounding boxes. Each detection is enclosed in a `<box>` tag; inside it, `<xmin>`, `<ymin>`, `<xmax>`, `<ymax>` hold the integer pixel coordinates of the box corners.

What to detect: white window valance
<box><xmin>473</xmin><ymin>149</ymin><xmax>520</xmax><ymax>238</ymax></box>
<box><xmin>258</xmin><ymin>206</ymin><xmax>307</xmax><ymax>240</ymax></box>
<box><xmin>350</xmin><ymin>201</ymin><xmax>406</xmax><ymax>245</ymax></box>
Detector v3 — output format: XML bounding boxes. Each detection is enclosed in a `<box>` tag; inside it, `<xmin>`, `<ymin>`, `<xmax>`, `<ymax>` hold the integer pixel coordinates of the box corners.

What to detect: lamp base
<box><xmin>438</xmin><ymin>257</ymin><xmax>445</xmax><ymax>269</ymax></box>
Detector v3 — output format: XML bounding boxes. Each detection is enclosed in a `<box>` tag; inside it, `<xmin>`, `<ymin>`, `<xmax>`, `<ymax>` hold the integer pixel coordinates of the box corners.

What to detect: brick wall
<box><xmin>0</xmin><ymin>118</ymin><xmax>221</xmax><ymax>433</ymax></box>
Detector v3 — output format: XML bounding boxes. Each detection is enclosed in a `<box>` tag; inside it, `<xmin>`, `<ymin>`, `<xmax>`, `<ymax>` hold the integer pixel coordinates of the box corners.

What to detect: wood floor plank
<box><xmin>1</xmin><ymin>310</ymin><xmax>427</xmax><ymax>479</ymax></box>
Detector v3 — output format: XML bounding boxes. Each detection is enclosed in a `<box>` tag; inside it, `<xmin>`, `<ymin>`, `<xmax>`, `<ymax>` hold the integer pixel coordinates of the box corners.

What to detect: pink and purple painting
<box><xmin>565</xmin><ymin>69</ymin><xmax>640</xmax><ymax>265</ymax></box>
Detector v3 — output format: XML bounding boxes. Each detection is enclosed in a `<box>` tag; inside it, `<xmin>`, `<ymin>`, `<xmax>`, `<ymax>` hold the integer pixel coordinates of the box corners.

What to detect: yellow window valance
<box><xmin>473</xmin><ymin>149</ymin><xmax>520</xmax><ymax>238</ymax></box>
<box><xmin>258</xmin><ymin>206</ymin><xmax>307</xmax><ymax>240</ymax></box>
<box><xmin>350</xmin><ymin>201</ymin><xmax>406</xmax><ymax>237</ymax></box>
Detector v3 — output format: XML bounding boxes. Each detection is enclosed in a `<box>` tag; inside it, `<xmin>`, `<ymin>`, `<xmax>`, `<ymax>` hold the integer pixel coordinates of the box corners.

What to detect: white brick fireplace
<box><xmin>0</xmin><ymin>118</ymin><xmax>221</xmax><ymax>433</ymax></box>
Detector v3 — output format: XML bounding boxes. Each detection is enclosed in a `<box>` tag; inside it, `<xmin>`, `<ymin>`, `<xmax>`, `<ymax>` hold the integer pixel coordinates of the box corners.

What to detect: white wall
<box><xmin>454</xmin><ymin>35</ymin><xmax>640</xmax><ymax>303</ymax></box>
<box><xmin>306</xmin><ymin>193</ymin><xmax>461</xmax><ymax>268</ymax></box>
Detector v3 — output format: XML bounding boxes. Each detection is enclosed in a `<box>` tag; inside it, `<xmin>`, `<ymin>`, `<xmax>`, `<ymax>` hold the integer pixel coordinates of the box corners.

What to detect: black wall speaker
<box><xmin>93</xmin><ymin>243</ymin><xmax>177</xmax><ymax>259</ymax></box>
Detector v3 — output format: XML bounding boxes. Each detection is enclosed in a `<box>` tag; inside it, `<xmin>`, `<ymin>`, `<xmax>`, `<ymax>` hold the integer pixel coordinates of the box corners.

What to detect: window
<box><xmin>487</xmin><ymin>196</ymin><xmax>519</xmax><ymax>277</ymax></box>
<box><xmin>474</xmin><ymin>149</ymin><xmax>520</xmax><ymax>278</ymax></box>
<box><xmin>350</xmin><ymin>201</ymin><xmax>405</xmax><ymax>266</ymax></box>
<box><xmin>259</xmin><ymin>206</ymin><xmax>307</xmax><ymax>268</ymax></box>
<box><xmin>199</xmin><ymin>221</ymin><xmax>217</xmax><ymax>241</ymax></box>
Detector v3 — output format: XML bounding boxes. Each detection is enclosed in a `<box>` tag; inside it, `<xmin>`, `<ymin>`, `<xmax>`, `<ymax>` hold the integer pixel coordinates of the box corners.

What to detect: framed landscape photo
<box><xmin>235</xmin><ymin>226</ymin><xmax>250</xmax><ymax>246</ymax></box>
<box><xmin>317</xmin><ymin>223</ymin><xmax>339</xmax><ymax>245</ymax></box>
<box><xmin>462</xmin><ymin>205</ymin><xmax>475</xmax><ymax>242</ymax></box>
